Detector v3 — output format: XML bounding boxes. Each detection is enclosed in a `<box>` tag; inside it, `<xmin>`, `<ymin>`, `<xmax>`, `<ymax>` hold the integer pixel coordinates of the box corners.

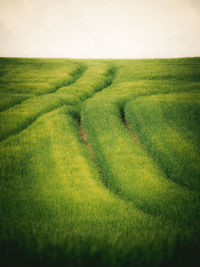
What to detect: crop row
<box><xmin>0</xmin><ymin>58</ymin><xmax>200</xmax><ymax>266</ymax></box>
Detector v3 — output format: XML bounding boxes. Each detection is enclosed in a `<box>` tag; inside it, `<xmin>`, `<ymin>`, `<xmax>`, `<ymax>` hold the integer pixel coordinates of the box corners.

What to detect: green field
<box><xmin>0</xmin><ymin>57</ymin><xmax>200</xmax><ymax>267</ymax></box>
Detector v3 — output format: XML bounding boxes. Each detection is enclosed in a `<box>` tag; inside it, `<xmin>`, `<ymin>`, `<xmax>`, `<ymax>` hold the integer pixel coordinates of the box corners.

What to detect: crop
<box><xmin>0</xmin><ymin>57</ymin><xmax>200</xmax><ymax>267</ymax></box>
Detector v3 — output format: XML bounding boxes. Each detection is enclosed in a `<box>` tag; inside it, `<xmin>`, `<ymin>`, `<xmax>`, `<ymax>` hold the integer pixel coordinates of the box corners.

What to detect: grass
<box><xmin>125</xmin><ymin>93</ymin><xmax>200</xmax><ymax>191</ymax></box>
<box><xmin>0</xmin><ymin>57</ymin><xmax>200</xmax><ymax>266</ymax></box>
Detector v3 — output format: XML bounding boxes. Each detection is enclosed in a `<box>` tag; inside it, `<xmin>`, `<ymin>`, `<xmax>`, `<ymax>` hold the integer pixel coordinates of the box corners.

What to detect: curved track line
<box><xmin>120</xmin><ymin>107</ymin><xmax>142</xmax><ymax>146</ymax></box>
<box><xmin>79</xmin><ymin>119</ymin><xmax>165</xmax><ymax>221</ymax></box>
<box><xmin>0</xmin><ymin>96</ymin><xmax>32</xmax><ymax>113</ymax></box>
<box><xmin>42</xmin><ymin>63</ymin><xmax>87</xmax><ymax>95</ymax></box>
<box><xmin>0</xmin><ymin>63</ymin><xmax>86</xmax><ymax>114</ymax></box>
<box><xmin>78</xmin><ymin>68</ymin><xmax>168</xmax><ymax>219</ymax></box>
<box><xmin>121</xmin><ymin>105</ymin><xmax>192</xmax><ymax>192</ymax></box>
<box><xmin>0</xmin><ymin>103</ymin><xmax>65</xmax><ymax>143</ymax></box>
<box><xmin>79</xmin><ymin>121</ymin><xmax>107</xmax><ymax>187</ymax></box>
<box><xmin>123</xmin><ymin>97</ymin><xmax>200</xmax><ymax>192</ymax></box>
<box><xmin>0</xmin><ymin>65</ymin><xmax>115</xmax><ymax>144</ymax></box>
<box><xmin>79</xmin><ymin>120</ymin><xmax>164</xmax><ymax>219</ymax></box>
<box><xmin>80</xmin><ymin>94</ymin><xmax>200</xmax><ymax>225</ymax></box>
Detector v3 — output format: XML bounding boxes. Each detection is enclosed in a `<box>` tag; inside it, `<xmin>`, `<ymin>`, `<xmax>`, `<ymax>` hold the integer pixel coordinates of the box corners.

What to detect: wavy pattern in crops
<box><xmin>0</xmin><ymin>58</ymin><xmax>200</xmax><ymax>267</ymax></box>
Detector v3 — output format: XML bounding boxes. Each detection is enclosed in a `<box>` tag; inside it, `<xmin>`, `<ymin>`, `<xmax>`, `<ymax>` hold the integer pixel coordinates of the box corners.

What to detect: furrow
<box><xmin>79</xmin><ymin>121</ymin><xmax>107</xmax><ymax>187</ymax></box>
<box><xmin>0</xmin><ymin>103</ymin><xmax>65</xmax><ymax>144</ymax></box>
<box><xmin>121</xmin><ymin>106</ymin><xmax>189</xmax><ymax>193</ymax></box>
<box><xmin>0</xmin><ymin>95</ymin><xmax>33</xmax><ymax>113</ymax></box>
<box><xmin>1</xmin><ymin>58</ymin><xmax>200</xmax><ymax>266</ymax></box>
<box><xmin>120</xmin><ymin>107</ymin><xmax>142</xmax><ymax>146</ymax></box>
<box><xmin>41</xmin><ymin>63</ymin><xmax>87</xmax><ymax>95</ymax></box>
<box><xmin>81</xmin><ymin>99</ymin><xmax>200</xmax><ymax>225</ymax></box>
<box><xmin>0</xmin><ymin>64</ymin><xmax>116</xmax><ymax>143</ymax></box>
<box><xmin>0</xmin><ymin>63</ymin><xmax>86</xmax><ymax>114</ymax></box>
<box><xmin>124</xmin><ymin>94</ymin><xmax>200</xmax><ymax>192</ymax></box>
<box><xmin>79</xmin><ymin>119</ymin><xmax>163</xmax><ymax>219</ymax></box>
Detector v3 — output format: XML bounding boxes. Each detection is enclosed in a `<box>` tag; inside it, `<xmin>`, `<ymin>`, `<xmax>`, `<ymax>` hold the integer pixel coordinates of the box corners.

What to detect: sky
<box><xmin>0</xmin><ymin>0</ymin><xmax>200</xmax><ymax>58</ymax></box>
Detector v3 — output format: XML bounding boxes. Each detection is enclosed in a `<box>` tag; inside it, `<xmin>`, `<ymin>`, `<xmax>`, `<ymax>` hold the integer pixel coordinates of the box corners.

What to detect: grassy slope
<box><xmin>0</xmin><ymin>60</ymin><xmax>113</xmax><ymax>141</ymax></box>
<box><xmin>0</xmin><ymin>58</ymin><xmax>82</xmax><ymax>95</ymax></box>
<box><xmin>125</xmin><ymin>93</ymin><xmax>200</xmax><ymax>191</ymax></box>
<box><xmin>0</xmin><ymin>57</ymin><xmax>200</xmax><ymax>267</ymax></box>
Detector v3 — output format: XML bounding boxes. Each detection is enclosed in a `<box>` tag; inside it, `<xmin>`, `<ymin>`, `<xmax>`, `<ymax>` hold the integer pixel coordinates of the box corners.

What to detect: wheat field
<box><xmin>0</xmin><ymin>57</ymin><xmax>200</xmax><ymax>266</ymax></box>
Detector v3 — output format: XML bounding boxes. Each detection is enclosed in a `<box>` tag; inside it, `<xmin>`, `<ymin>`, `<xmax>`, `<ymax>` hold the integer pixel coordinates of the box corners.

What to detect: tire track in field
<box><xmin>120</xmin><ymin>107</ymin><xmax>142</xmax><ymax>146</ymax></box>
<box><xmin>80</xmin><ymin>116</ymin><xmax>166</xmax><ymax>222</ymax></box>
<box><xmin>78</xmin><ymin>66</ymin><xmax>116</xmax><ymax>185</ymax></box>
<box><xmin>79</xmin><ymin>118</ymin><xmax>166</xmax><ymax>220</ymax></box>
<box><xmin>40</xmin><ymin>63</ymin><xmax>87</xmax><ymax>95</ymax></box>
<box><xmin>0</xmin><ymin>63</ymin><xmax>86</xmax><ymax>114</ymax></box>
<box><xmin>0</xmin><ymin>65</ymin><xmax>115</xmax><ymax>144</ymax></box>
<box><xmin>80</xmin><ymin>122</ymin><xmax>96</xmax><ymax>163</ymax></box>
<box><xmin>123</xmin><ymin>95</ymin><xmax>200</xmax><ymax>192</ymax></box>
<box><xmin>79</xmin><ymin>121</ymin><xmax>107</xmax><ymax>187</ymax></box>
<box><xmin>0</xmin><ymin>95</ymin><xmax>32</xmax><ymax>113</ymax></box>
<box><xmin>80</xmin><ymin>83</ymin><xmax>200</xmax><ymax>224</ymax></box>
<box><xmin>77</xmin><ymin>68</ymin><xmax>159</xmax><ymax>218</ymax></box>
<box><xmin>0</xmin><ymin>63</ymin><xmax>86</xmax><ymax>142</ymax></box>
<box><xmin>0</xmin><ymin>102</ymin><xmax>65</xmax><ymax>143</ymax></box>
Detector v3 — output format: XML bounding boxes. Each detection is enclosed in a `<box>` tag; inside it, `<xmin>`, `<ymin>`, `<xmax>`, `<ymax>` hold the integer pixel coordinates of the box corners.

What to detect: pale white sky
<box><xmin>0</xmin><ymin>0</ymin><xmax>200</xmax><ymax>58</ymax></box>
